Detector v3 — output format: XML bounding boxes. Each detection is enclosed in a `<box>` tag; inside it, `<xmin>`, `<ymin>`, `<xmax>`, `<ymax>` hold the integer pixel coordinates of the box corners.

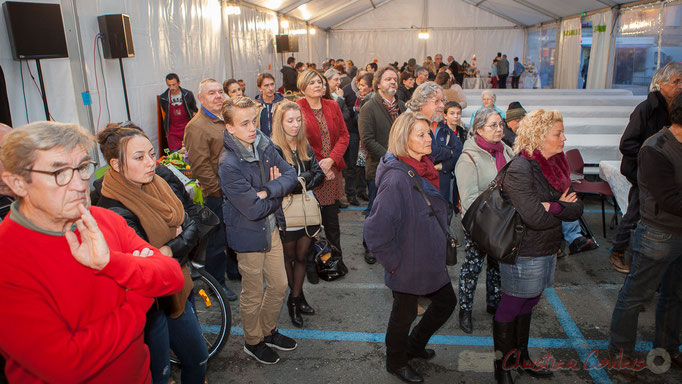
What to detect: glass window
<box><xmin>660</xmin><ymin>4</ymin><xmax>682</xmax><ymax>68</ymax></box>
<box><xmin>612</xmin><ymin>7</ymin><xmax>661</xmax><ymax>95</ymax></box>
<box><xmin>539</xmin><ymin>26</ymin><xmax>556</xmax><ymax>88</ymax></box>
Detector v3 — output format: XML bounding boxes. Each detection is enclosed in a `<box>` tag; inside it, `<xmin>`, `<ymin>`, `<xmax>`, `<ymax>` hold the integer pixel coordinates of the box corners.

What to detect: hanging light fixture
<box><xmin>309</xmin><ymin>27</ymin><xmax>316</xmax><ymax>35</ymax></box>
<box><xmin>224</xmin><ymin>1</ymin><xmax>241</xmax><ymax>15</ymax></box>
<box><xmin>418</xmin><ymin>31</ymin><xmax>430</xmax><ymax>39</ymax></box>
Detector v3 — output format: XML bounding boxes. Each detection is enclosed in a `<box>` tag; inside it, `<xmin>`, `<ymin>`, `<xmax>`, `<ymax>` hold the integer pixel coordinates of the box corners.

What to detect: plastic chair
<box><xmin>565</xmin><ymin>149</ymin><xmax>618</xmax><ymax>238</ymax></box>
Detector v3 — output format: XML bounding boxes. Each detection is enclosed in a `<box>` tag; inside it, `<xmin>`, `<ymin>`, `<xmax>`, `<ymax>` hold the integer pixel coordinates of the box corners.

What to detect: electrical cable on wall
<box><xmin>25</xmin><ymin>61</ymin><xmax>55</xmax><ymax>121</ymax></box>
<box><xmin>93</xmin><ymin>33</ymin><xmax>102</xmax><ymax>131</ymax></box>
<box><xmin>19</xmin><ymin>60</ymin><xmax>29</xmax><ymax>123</ymax></box>
<box><xmin>97</xmin><ymin>35</ymin><xmax>112</xmax><ymax>124</ymax></box>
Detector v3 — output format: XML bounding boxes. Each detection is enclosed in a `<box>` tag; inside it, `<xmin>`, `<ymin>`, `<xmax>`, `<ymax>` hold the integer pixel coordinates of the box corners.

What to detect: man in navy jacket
<box><xmin>218</xmin><ymin>97</ymin><xmax>298</xmax><ymax>365</ymax></box>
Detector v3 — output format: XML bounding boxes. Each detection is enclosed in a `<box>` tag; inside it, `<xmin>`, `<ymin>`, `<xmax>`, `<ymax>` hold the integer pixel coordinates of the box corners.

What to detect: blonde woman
<box><xmin>492</xmin><ymin>109</ymin><xmax>583</xmax><ymax>383</ymax></box>
<box><xmin>365</xmin><ymin>112</ymin><xmax>456</xmax><ymax>383</ymax></box>
<box><xmin>270</xmin><ymin>101</ymin><xmax>325</xmax><ymax>327</ymax></box>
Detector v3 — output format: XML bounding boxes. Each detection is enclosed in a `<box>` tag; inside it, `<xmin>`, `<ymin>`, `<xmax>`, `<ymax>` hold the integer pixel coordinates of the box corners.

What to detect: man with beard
<box><xmin>358</xmin><ymin>66</ymin><xmax>406</xmax><ymax>264</ymax></box>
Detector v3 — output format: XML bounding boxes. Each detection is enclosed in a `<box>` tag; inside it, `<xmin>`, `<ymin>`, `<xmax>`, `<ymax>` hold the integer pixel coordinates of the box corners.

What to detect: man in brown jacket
<box><xmin>184</xmin><ymin>78</ymin><xmax>237</xmax><ymax>300</ymax></box>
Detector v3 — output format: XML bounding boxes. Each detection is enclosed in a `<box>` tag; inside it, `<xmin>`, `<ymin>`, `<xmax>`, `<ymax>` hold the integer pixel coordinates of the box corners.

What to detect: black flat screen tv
<box><xmin>3</xmin><ymin>1</ymin><xmax>68</xmax><ymax>60</ymax></box>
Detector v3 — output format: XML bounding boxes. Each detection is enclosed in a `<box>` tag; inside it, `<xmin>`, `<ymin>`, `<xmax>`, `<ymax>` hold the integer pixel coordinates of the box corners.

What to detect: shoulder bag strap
<box><xmin>398</xmin><ymin>161</ymin><xmax>454</xmax><ymax>240</ymax></box>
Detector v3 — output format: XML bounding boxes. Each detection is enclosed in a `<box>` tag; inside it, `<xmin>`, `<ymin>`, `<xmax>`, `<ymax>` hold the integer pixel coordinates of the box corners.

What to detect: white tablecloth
<box><xmin>462</xmin><ymin>77</ymin><xmax>492</xmax><ymax>89</ymax></box>
<box><xmin>599</xmin><ymin>160</ymin><xmax>631</xmax><ymax>213</ymax></box>
<box><xmin>521</xmin><ymin>73</ymin><xmax>541</xmax><ymax>89</ymax></box>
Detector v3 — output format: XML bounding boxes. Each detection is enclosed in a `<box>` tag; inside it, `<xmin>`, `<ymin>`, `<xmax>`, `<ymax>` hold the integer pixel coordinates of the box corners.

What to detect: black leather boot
<box><xmin>296</xmin><ymin>292</ymin><xmax>315</xmax><ymax>315</ymax></box>
<box><xmin>287</xmin><ymin>294</ymin><xmax>303</xmax><ymax>328</ymax></box>
<box><xmin>493</xmin><ymin>319</ymin><xmax>515</xmax><ymax>384</ymax></box>
<box><xmin>515</xmin><ymin>313</ymin><xmax>553</xmax><ymax>377</ymax></box>
<box><xmin>459</xmin><ymin>309</ymin><xmax>473</xmax><ymax>334</ymax></box>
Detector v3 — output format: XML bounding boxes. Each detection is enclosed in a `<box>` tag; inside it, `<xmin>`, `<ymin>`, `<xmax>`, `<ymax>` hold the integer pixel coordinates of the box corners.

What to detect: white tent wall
<box><xmin>586</xmin><ymin>10</ymin><xmax>615</xmax><ymax>89</ymax></box>
<box><xmin>328</xmin><ymin>0</ymin><xmax>522</xmax><ymax>71</ymax></box>
<box><xmin>0</xmin><ymin>0</ymin><xmax>80</xmax><ymax>127</ymax></box>
<box><xmin>556</xmin><ymin>17</ymin><xmax>582</xmax><ymax>88</ymax></box>
<box><xmin>77</xmin><ymin>0</ymin><xmax>229</xmax><ymax>147</ymax></box>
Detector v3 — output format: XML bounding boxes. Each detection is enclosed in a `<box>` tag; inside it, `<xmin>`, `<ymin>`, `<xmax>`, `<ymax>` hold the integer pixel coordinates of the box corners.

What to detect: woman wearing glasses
<box><xmin>92</xmin><ymin>123</ymin><xmax>208</xmax><ymax>384</ymax></box>
<box><xmin>454</xmin><ymin>108</ymin><xmax>514</xmax><ymax>334</ymax></box>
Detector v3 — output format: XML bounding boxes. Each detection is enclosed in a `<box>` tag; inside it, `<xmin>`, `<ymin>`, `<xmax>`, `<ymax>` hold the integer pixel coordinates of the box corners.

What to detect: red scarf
<box><xmin>398</xmin><ymin>155</ymin><xmax>440</xmax><ymax>190</ymax></box>
<box><xmin>521</xmin><ymin>149</ymin><xmax>571</xmax><ymax>193</ymax></box>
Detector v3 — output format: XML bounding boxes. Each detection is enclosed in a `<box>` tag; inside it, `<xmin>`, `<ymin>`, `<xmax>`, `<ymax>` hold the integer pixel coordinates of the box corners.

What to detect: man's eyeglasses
<box><xmin>24</xmin><ymin>161</ymin><xmax>97</xmax><ymax>186</ymax></box>
<box><xmin>484</xmin><ymin>122</ymin><xmax>505</xmax><ymax>130</ymax></box>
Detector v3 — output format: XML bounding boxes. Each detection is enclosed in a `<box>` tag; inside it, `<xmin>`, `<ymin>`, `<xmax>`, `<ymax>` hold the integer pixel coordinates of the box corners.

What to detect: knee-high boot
<box><xmin>515</xmin><ymin>313</ymin><xmax>553</xmax><ymax>377</ymax></box>
<box><xmin>493</xmin><ymin>319</ymin><xmax>515</xmax><ymax>384</ymax></box>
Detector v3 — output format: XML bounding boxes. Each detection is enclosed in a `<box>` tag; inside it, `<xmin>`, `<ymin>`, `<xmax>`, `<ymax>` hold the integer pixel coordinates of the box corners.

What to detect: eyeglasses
<box><xmin>484</xmin><ymin>122</ymin><xmax>505</xmax><ymax>130</ymax></box>
<box><xmin>24</xmin><ymin>161</ymin><xmax>97</xmax><ymax>186</ymax></box>
<box><xmin>431</xmin><ymin>97</ymin><xmax>446</xmax><ymax>105</ymax></box>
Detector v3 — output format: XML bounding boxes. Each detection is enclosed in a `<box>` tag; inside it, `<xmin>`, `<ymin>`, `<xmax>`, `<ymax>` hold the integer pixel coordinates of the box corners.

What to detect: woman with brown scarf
<box><xmin>92</xmin><ymin>123</ymin><xmax>208</xmax><ymax>384</ymax></box>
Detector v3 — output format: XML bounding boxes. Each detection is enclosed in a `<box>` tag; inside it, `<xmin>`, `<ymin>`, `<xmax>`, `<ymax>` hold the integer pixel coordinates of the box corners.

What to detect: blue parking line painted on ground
<box><xmin>544</xmin><ymin>287</ymin><xmax>613</xmax><ymax>384</ymax></box>
<box><xmin>341</xmin><ymin>206</ymin><xmax>367</xmax><ymax>211</ymax></box>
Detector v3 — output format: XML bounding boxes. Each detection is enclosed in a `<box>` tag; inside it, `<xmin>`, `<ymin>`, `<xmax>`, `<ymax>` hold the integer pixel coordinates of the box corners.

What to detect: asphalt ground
<box><xmin>194</xmin><ymin>195</ymin><xmax>682</xmax><ymax>384</ymax></box>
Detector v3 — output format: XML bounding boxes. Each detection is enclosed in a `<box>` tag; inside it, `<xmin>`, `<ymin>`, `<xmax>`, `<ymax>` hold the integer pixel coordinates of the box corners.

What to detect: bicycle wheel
<box><xmin>170</xmin><ymin>266</ymin><xmax>231</xmax><ymax>364</ymax></box>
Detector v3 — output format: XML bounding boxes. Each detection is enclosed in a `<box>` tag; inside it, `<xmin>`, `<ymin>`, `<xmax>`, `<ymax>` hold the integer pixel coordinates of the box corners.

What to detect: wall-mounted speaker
<box><xmin>97</xmin><ymin>14</ymin><xmax>135</xmax><ymax>59</ymax></box>
<box><xmin>276</xmin><ymin>34</ymin><xmax>299</xmax><ymax>53</ymax></box>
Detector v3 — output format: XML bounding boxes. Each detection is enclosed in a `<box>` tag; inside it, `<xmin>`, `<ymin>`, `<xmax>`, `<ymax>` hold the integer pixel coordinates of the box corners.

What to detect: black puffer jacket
<box><xmin>619</xmin><ymin>91</ymin><xmax>671</xmax><ymax>185</ymax></box>
<box><xmin>275</xmin><ymin>145</ymin><xmax>325</xmax><ymax>194</ymax></box>
<box><xmin>502</xmin><ymin>157</ymin><xmax>583</xmax><ymax>257</ymax></box>
<box><xmin>91</xmin><ymin>165</ymin><xmax>201</xmax><ymax>266</ymax></box>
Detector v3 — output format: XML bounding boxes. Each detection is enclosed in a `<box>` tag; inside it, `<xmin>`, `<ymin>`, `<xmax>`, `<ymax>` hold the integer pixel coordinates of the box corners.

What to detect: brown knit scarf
<box><xmin>101</xmin><ymin>169</ymin><xmax>184</xmax><ymax>248</ymax></box>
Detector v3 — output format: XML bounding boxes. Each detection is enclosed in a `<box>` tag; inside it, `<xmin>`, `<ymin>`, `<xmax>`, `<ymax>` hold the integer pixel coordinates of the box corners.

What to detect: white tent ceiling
<box><xmin>242</xmin><ymin>0</ymin><xmax>638</xmax><ymax>29</ymax></box>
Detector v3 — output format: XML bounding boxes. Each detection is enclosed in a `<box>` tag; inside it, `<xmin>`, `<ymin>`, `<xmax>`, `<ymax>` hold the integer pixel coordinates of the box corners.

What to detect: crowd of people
<box><xmin>0</xmin><ymin>52</ymin><xmax>680</xmax><ymax>384</ymax></box>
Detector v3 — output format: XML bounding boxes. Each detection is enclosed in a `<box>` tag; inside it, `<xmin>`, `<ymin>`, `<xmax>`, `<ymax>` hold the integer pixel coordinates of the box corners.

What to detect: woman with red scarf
<box><xmin>492</xmin><ymin>109</ymin><xmax>583</xmax><ymax>384</ymax></box>
<box><xmin>364</xmin><ymin>112</ymin><xmax>456</xmax><ymax>383</ymax></box>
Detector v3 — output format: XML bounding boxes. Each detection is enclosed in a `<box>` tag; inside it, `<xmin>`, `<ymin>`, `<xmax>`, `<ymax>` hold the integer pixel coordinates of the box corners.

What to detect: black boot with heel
<box><xmin>296</xmin><ymin>293</ymin><xmax>315</xmax><ymax>315</ymax></box>
<box><xmin>287</xmin><ymin>294</ymin><xmax>303</xmax><ymax>328</ymax></box>
<box><xmin>515</xmin><ymin>313</ymin><xmax>553</xmax><ymax>377</ymax></box>
<box><xmin>493</xmin><ymin>319</ymin><xmax>515</xmax><ymax>384</ymax></box>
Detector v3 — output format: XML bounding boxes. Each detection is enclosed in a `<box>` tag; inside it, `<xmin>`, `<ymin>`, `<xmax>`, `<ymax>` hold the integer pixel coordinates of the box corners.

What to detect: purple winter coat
<box><xmin>364</xmin><ymin>153</ymin><xmax>451</xmax><ymax>295</ymax></box>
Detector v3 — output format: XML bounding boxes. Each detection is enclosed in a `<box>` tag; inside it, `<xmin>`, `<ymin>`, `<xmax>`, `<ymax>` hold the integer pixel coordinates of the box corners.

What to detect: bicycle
<box><xmin>170</xmin><ymin>207</ymin><xmax>231</xmax><ymax>364</ymax></box>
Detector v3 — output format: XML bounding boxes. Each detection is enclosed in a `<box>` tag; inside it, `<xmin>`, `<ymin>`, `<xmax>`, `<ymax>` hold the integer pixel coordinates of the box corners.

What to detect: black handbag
<box><xmin>461</xmin><ymin>158</ymin><xmax>525</xmax><ymax>264</ymax></box>
<box><xmin>399</xmin><ymin>162</ymin><xmax>458</xmax><ymax>266</ymax></box>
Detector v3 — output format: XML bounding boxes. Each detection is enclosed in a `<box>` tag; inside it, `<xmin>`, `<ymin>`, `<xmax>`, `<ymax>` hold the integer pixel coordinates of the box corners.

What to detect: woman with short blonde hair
<box><xmin>365</xmin><ymin>111</ymin><xmax>456</xmax><ymax>383</ymax></box>
<box><xmin>513</xmin><ymin>109</ymin><xmax>563</xmax><ymax>155</ymax></box>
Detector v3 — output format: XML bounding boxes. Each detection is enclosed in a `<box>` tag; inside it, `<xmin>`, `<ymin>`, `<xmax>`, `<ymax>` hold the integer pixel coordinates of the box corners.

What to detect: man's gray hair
<box><xmin>415</xmin><ymin>66</ymin><xmax>429</xmax><ymax>76</ymax></box>
<box><xmin>481</xmin><ymin>89</ymin><xmax>497</xmax><ymax>103</ymax></box>
<box><xmin>650</xmin><ymin>62</ymin><xmax>682</xmax><ymax>92</ymax></box>
<box><xmin>470</xmin><ymin>108</ymin><xmax>502</xmax><ymax>137</ymax></box>
<box><xmin>406</xmin><ymin>82</ymin><xmax>442</xmax><ymax>112</ymax></box>
<box><xmin>324</xmin><ymin>68</ymin><xmax>340</xmax><ymax>79</ymax></box>
<box><xmin>197</xmin><ymin>78</ymin><xmax>220</xmax><ymax>94</ymax></box>
<box><xmin>0</xmin><ymin>121</ymin><xmax>95</xmax><ymax>181</ymax></box>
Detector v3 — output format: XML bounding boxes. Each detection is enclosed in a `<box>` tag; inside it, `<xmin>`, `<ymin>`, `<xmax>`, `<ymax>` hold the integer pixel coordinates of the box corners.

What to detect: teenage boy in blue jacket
<box><xmin>218</xmin><ymin>97</ymin><xmax>298</xmax><ymax>365</ymax></box>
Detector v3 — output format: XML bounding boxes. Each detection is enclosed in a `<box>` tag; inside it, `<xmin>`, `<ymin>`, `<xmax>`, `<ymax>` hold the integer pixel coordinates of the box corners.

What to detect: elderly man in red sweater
<box><xmin>0</xmin><ymin>121</ymin><xmax>184</xmax><ymax>383</ymax></box>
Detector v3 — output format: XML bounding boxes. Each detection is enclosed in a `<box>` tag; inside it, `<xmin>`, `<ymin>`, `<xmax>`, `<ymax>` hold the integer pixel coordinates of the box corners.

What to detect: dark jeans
<box><xmin>203</xmin><ymin>196</ymin><xmax>239</xmax><ymax>285</ymax></box>
<box><xmin>612</xmin><ymin>185</ymin><xmax>640</xmax><ymax>253</ymax></box>
<box><xmin>343</xmin><ymin>132</ymin><xmax>363</xmax><ymax>198</ymax></box>
<box><xmin>386</xmin><ymin>283</ymin><xmax>457</xmax><ymax>370</ymax></box>
<box><xmin>321</xmin><ymin>202</ymin><xmax>342</xmax><ymax>255</ymax></box>
<box><xmin>511</xmin><ymin>75</ymin><xmax>520</xmax><ymax>89</ymax></box>
<box><xmin>498</xmin><ymin>74</ymin><xmax>508</xmax><ymax>88</ymax></box>
<box><xmin>609</xmin><ymin>222</ymin><xmax>682</xmax><ymax>355</ymax></box>
<box><xmin>146</xmin><ymin>297</ymin><xmax>209</xmax><ymax>384</ymax></box>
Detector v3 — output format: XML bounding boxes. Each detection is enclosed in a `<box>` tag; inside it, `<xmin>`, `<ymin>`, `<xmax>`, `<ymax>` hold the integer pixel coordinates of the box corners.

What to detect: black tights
<box><xmin>283</xmin><ymin>235</ymin><xmax>312</xmax><ymax>297</ymax></box>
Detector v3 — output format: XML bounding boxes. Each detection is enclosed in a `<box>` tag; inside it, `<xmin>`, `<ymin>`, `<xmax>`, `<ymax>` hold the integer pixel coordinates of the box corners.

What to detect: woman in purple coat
<box><xmin>364</xmin><ymin>112</ymin><xmax>457</xmax><ymax>383</ymax></box>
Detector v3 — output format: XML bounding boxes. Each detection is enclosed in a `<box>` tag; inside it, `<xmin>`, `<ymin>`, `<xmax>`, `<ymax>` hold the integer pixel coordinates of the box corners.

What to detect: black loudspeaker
<box><xmin>276</xmin><ymin>35</ymin><xmax>298</xmax><ymax>53</ymax></box>
<box><xmin>97</xmin><ymin>14</ymin><xmax>135</xmax><ymax>59</ymax></box>
<box><xmin>3</xmin><ymin>1</ymin><xmax>68</xmax><ymax>59</ymax></box>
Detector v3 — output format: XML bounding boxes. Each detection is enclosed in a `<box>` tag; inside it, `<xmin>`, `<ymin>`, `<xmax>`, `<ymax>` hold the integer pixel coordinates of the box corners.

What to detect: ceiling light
<box><xmin>418</xmin><ymin>32</ymin><xmax>430</xmax><ymax>39</ymax></box>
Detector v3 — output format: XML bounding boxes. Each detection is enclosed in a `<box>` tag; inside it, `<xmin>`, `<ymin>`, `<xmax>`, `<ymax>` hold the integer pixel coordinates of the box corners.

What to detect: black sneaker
<box><xmin>568</xmin><ymin>236</ymin><xmax>598</xmax><ymax>255</ymax></box>
<box><xmin>244</xmin><ymin>341</ymin><xmax>280</xmax><ymax>364</ymax></box>
<box><xmin>264</xmin><ymin>329</ymin><xmax>297</xmax><ymax>351</ymax></box>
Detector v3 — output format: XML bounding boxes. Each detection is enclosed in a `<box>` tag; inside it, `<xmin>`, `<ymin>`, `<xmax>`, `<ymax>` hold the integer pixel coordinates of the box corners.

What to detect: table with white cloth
<box><xmin>599</xmin><ymin>160</ymin><xmax>631</xmax><ymax>213</ymax></box>
<box><xmin>521</xmin><ymin>72</ymin><xmax>541</xmax><ymax>89</ymax></box>
<box><xmin>462</xmin><ymin>77</ymin><xmax>492</xmax><ymax>89</ymax></box>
